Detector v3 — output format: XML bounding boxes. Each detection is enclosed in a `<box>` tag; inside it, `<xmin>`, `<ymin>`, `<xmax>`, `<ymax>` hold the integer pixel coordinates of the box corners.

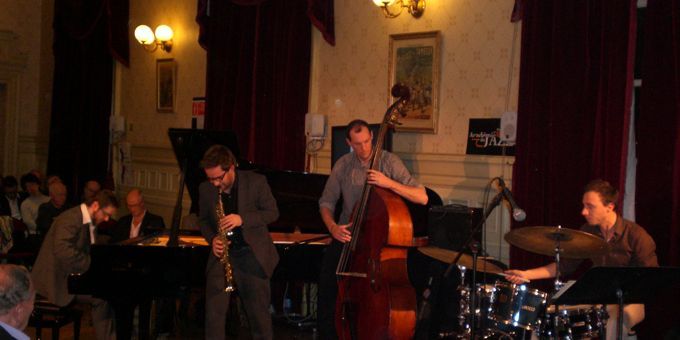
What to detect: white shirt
<box><xmin>129</xmin><ymin>210</ymin><xmax>146</xmax><ymax>239</ymax></box>
<box><xmin>20</xmin><ymin>194</ymin><xmax>50</xmax><ymax>234</ymax></box>
<box><xmin>0</xmin><ymin>320</ymin><xmax>30</xmax><ymax>340</ymax></box>
<box><xmin>80</xmin><ymin>203</ymin><xmax>96</xmax><ymax>244</ymax></box>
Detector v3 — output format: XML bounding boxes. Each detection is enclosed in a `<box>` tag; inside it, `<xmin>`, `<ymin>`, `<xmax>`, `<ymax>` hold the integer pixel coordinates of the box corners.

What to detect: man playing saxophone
<box><xmin>199</xmin><ymin>145</ymin><xmax>280</xmax><ymax>340</ymax></box>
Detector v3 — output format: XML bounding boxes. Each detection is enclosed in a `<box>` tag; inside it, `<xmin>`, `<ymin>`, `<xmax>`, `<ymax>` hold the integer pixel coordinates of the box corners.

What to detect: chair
<box><xmin>28</xmin><ymin>296</ymin><xmax>82</xmax><ymax>340</ymax></box>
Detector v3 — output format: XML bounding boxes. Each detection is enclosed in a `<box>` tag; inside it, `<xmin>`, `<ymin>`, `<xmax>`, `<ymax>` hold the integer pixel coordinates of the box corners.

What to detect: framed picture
<box><xmin>156</xmin><ymin>58</ymin><xmax>176</xmax><ymax>113</ymax></box>
<box><xmin>388</xmin><ymin>31</ymin><xmax>440</xmax><ymax>133</ymax></box>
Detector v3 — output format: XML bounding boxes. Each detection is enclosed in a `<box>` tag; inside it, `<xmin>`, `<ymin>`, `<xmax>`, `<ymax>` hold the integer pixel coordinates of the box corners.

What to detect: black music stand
<box><xmin>550</xmin><ymin>267</ymin><xmax>680</xmax><ymax>340</ymax></box>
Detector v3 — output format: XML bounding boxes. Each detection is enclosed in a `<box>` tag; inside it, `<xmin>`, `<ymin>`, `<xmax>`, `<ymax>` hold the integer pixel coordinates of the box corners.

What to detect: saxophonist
<box><xmin>199</xmin><ymin>144</ymin><xmax>280</xmax><ymax>340</ymax></box>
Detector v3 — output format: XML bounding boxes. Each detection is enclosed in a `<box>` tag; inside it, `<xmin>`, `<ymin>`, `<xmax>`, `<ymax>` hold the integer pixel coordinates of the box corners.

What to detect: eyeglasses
<box><xmin>100</xmin><ymin>209</ymin><xmax>113</xmax><ymax>219</ymax></box>
<box><xmin>207</xmin><ymin>171</ymin><xmax>228</xmax><ymax>183</ymax></box>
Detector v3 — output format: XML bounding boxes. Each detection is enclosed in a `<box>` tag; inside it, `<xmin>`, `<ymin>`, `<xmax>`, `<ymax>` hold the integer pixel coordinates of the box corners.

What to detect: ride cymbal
<box><xmin>417</xmin><ymin>246</ymin><xmax>504</xmax><ymax>274</ymax></box>
<box><xmin>504</xmin><ymin>226</ymin><xmax>609</xmax><ymax>259</ymax></box>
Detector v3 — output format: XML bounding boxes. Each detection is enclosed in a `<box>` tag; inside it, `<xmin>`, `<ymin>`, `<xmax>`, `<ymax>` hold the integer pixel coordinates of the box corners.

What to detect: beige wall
<box><xmin>0</xmin><ymin>0</ymin><xmax>520</xmax><ymax>260</ymax></box>
<box><xmin>309</xmin><ymin>0</ymin><xmax>520</xmax><ymax>261</ymax></box>
<box><xmin>114</xmin><ymin>0</ymin><xmax>206</xmax><ymax>221</ymax></box>
<box><xmin>0</xmin><ymin>0</ymin><xmax>52</xmax><ymax>176</ymax></box>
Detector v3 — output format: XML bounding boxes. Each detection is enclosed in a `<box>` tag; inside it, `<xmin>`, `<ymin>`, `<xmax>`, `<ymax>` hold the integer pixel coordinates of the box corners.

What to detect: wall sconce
<box><xmin>134</xmin><ymin>25</ymin><xmax>174</xmax><ymax>52</ymax></box>
<box><xmin>372</xmin><ymin>0</ymin><xmax>426</xmax><ymax>18</ymax></box>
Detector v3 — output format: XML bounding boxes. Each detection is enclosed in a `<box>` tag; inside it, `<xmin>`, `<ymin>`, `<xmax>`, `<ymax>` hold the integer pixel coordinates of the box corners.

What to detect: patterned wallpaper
<box><xmin>120</xmin><ymin>0</ymin><xmax>206</xmax><ymax>147</ymax></box>
<box><xmin>311</xmin><ymin>0</ymin><xmax>520</xmax><ymax>156</ymax></box>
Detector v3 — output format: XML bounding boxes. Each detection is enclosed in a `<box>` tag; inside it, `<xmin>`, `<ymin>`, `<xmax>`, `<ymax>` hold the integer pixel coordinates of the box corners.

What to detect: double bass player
<box><xmin>318</xmin><ymin>119</ymin><xmax>429</xmax><ymax>339</ymax></box>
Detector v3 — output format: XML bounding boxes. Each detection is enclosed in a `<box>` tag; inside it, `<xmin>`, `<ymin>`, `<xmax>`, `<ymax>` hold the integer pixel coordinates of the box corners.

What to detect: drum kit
<box><xmin>418</xmin><ymin>226</ymin><xmax>611</xmax><ymax>339</ymax></box>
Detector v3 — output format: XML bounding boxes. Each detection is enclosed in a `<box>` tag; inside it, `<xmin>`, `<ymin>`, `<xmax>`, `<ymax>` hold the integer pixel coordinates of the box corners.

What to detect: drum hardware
<box><xmin>505</xmin><ymin>225</ymin><xmax>611</xmax><ymax>338</ymax></box>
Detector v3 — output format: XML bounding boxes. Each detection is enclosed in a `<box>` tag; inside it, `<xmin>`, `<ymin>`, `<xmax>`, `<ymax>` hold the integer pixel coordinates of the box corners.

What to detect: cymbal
<box><xmin>504</xmin><ymin>226</ymin><xmax>609</xmax><ymax>259</ymax></box>
<box><xmin>417</xmin><ymin>246</ymin><xmax>504</xmax><ymax>274</ymax></box>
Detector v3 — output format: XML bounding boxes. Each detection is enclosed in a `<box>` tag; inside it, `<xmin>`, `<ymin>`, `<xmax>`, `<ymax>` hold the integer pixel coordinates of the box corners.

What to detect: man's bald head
<box><xmin>126</xmin><ymin>188</ymin><xmax>146</xmax><ymax>218</ymax></box>
<box><xmin>49</xmin><ymin>182</ymin><xmax>68</xmax><ymax>208</ymax></box>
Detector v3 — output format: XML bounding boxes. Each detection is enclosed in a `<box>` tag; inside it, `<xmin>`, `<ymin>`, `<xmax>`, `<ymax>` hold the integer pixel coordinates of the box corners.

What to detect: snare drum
<box><xmin>489</xmin><ymin>281</ymin><xmax>548</xmax><ymax>330</ymax></box>
<box><xmin>539</xmin><ymin>304</ymin><xmax>608</xmax><ymax>339</ymax></box>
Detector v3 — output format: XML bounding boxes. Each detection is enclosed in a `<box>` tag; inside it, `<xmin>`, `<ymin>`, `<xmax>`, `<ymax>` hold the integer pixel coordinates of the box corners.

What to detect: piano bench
<box><xmin>28</xmin><ymin>298</ymin><xmax>83</xmax><ymax>340</ymax></box>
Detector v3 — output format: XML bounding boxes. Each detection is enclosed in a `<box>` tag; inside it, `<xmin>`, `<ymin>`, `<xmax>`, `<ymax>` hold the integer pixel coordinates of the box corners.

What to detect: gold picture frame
<box><xmin>156</xmin><ymin>58</ymin><xmax>176</xmax><ymax>113</ymax></box>
<box><xmin>388</xmin><ymin>31</ymin><xmax>440</xmax><ymax>133</ymax></box>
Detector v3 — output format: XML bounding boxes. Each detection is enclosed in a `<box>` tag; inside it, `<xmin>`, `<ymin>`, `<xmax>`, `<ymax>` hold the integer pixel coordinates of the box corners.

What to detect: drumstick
<box><xmin>496</xmin><ymin>272</ymin><xmax>531</xmax><ymax>283</ymax></box>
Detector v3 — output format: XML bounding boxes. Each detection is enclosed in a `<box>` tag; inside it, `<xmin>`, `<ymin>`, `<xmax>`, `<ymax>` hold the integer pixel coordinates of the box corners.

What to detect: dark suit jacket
<box><xmin>0</xmin><ymin>323</ymin><xmax>22</xmax><ymax>339</ymax></box>
<box><xmin>32</xmin><ymin>205</ymin><xmax>92</xmax><ymax>306</ymax></box>
<box><xmin>199</xmin><ymin>170</ymin><xmax>279</xmax><ymax>277</ymax></box>
<box><xmin>111</xmin><ymin>211</ymin><xmax>166</xmax><ymax>242</ymax></box>
<box><xmin>0</xmin><ymin>193</ymin><xmax>28</xmax><ymax>218</ymax></box>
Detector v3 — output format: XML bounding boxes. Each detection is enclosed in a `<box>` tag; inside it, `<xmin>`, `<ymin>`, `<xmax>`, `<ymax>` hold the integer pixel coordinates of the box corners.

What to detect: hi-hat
<box><xmin>504</xmin><ymin>226</ymin><xmax>609</xmax><ymax>259</ymax></box>
<box><xmin>418</xmin><ymin>246</ymin><xmax>504</xmax><ymax>274</ymax></box>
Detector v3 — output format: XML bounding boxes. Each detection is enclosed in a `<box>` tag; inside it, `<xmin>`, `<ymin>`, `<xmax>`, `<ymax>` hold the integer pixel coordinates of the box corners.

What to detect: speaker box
<box><xmin>427</xmin><ymin>204</ymin><xmax>483</xmax><ymax>252</ymax></box>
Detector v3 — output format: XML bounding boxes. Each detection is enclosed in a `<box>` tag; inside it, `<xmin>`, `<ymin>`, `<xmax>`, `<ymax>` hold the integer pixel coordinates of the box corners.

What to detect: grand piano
<box><xmin>68</xmin><ymin>128</ymin><xmax>438</xmax><ymax>338</ymax></box>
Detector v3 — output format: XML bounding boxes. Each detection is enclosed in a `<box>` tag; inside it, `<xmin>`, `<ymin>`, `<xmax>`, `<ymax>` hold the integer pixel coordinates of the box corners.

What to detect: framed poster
<box><xmin>156</xmin><ymin>58</ymin><xmax>176</xmax><ymax>113</ymax></box>
<box><xmin>388</xmin><ymin>31</ymin><xmax>440</xmax><ymax>133</ymax></box>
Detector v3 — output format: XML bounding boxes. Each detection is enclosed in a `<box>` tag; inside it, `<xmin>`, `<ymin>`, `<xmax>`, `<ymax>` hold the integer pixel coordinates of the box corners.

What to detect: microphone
<box><xmin>497</xmin><ymin>177</ymin><xmax>526</xmax><ymax>222</ymax></box>
<box><xmin>391</xmin><ymin>83</ymin><xmax>410</xmax><ymax>99</ymax></box>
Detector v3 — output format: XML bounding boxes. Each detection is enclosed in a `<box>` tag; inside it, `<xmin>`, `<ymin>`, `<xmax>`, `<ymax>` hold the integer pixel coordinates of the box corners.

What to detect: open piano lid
<box><xmin>168</xmin><ymin>128</ymin><xmax>243</xmax><ymax>214</ymax></box>
<box><xmin>168</xmin><ymin>128</ymin><xmax>329</xmax><ymax>234</ymax></box>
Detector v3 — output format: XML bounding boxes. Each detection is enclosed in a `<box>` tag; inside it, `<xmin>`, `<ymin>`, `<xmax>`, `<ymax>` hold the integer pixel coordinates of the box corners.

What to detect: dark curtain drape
<box><xmin>635</xmin><ymin>2</ymin><xmax>680</xmax><ymax>336</ymax></box>
<box><xmin>47</xmin><ymin>0</ymin><xmax>129</xmax><ymax>200</ymax></box>
<box><xmin>196</xmin><ymin>0</ymin><xmax>333</xmax><ymax>170</ymax></box>
<box><xmin>511</xmin><ymin>0</ymin><xmax>636</xmax><ymax>276</ymax></box>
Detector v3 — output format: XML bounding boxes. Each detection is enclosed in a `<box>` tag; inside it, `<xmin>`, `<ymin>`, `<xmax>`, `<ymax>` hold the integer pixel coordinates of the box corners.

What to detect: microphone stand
<box><xmin>443</xmin><ymin>190</ymin><xmax>505</xmax><ymax>339</ymax></box>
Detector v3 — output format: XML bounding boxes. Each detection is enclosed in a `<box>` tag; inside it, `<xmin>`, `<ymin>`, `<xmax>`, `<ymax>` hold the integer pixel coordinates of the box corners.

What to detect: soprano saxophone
<box><xmin>216</xmin><ymin>192</ymin><xmax>236</xmax><ymax>292</ymax></box>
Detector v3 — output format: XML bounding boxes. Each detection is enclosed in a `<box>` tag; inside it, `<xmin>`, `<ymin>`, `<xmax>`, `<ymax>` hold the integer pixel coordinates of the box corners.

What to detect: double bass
<box><xmin>335</xmin><ymin>84</ymin><xmax>419</xmax><ymax>339</ymax></box>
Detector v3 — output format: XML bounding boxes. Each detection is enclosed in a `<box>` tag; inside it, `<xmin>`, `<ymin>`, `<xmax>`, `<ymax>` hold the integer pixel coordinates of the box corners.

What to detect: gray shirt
<box><xmin>319</xmin><ymin>151</ymin><xmax>420</xmax><ymax>225</ymax></box>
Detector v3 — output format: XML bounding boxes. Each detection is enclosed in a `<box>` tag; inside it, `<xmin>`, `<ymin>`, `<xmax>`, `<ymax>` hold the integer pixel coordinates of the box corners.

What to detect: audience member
<box><xmin>32</xmin><ymin>190</ymin><xmax>118</xmax><ymax>340</ymax></box>
<box><xmin>82</xmin><ymin>180</ymin><xmax>101</xmax><ymax>203</ymax></box>
<box><xmin>19</xmin><ymin>174</ymin><xmax>50</xmax><ymax>236</ymax></box>
<box><xmin>0</xmin><ymin>264</ymin><xmax>35</xmax><ymax>340</ymax></box>
<box><xmin>111</xmin><ymin>188</ymin><xmax>167</xmax><ymax>339</ymax></box>
<box><xmin>0</xmin><ymin>177</ymin><xmax>26</xmax><ymax>220</ymax></box>
<box><xmin>35</xmin><ymin>182</ymin><xmax>72</xmax><ymax>238</ymax></box>
<box><xmin>112</xmin><ymin>188</ymin><xmax>165</xmax><ymax>242</ymax></box>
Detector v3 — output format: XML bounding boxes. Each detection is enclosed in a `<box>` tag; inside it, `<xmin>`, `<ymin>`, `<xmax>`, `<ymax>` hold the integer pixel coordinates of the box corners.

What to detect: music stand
<box><xmin>550</xmin><ymin>267</ymin><xmax>680</xmax><ymax>340</ymax></box>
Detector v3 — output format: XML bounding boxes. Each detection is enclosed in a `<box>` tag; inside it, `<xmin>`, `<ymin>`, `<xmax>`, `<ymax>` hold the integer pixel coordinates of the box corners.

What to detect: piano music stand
<box><xmin>550</xmin><ymin>267</ymin><xmax>680</xmax><ymax>340</ymax></box>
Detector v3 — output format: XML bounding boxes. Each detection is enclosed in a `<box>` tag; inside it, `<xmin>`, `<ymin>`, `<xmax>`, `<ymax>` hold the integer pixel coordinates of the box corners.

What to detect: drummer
<box><xmin>504</xmin><ymin>179</ymin><xmax>658</xmax><ymax>339</ymax></box>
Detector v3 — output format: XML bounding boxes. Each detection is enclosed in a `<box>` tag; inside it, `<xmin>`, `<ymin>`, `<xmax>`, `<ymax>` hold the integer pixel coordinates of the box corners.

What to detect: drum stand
<box><xmin>550</xmin><ymin>226</ymin><xmax>565</xmax><ymax>340</ymax></box>
<box><xmin>442</xmin><ymin>191</ymin><xmax>505</xmax><ymax>339</ymax></box>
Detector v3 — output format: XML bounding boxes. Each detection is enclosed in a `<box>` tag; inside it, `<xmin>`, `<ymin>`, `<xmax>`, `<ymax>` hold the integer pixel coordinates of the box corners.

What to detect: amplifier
<box><xmin>427</xmin><ymin>204</ymin><xmax>483</xmax><ymax>252</ymax></box>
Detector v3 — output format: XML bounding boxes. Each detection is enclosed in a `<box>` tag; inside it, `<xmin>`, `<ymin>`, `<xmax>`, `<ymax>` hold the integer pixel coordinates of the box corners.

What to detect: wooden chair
<box><xmin>28</xmin><ymin>297</ymin><xmax>82</xmax><ymax>340</ymax></box>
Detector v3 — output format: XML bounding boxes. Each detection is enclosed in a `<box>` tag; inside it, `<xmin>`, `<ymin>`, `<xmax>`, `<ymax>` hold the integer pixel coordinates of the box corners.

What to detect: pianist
<box><xmin>32</xmin><ymin>190</ymin><xmax>119</xmax><ymax>340</ymax></box>
<box><xmin>199</xmin><ymin>145</ymin><xmax>279</xmax><ymax>340</ymax></box>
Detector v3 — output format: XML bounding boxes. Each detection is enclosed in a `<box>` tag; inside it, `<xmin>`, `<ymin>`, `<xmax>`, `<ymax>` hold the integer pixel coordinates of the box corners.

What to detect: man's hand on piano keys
<box><xmin>330</xmin><ymin>222</ymin><xmax>352</xmax><ymax>243</ymax></box>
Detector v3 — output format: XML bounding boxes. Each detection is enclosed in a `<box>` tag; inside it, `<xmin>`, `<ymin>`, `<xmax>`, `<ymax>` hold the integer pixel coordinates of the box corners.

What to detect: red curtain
<box><xmin>196</xmin><ymin>0</ymin><xmax>333</xmax><ymax>171</ymax></box>
<box><xmin>634</xmin><ymin>2</ymin><xmax>680</xmax><ymax>335</ymax></box>
<box><xmin>511</xmin><ymin>0</ymin><xmax>636</xmax><ymax>275</ymax></box>
<box><xmin>47</xmin><ymin>0</ymin><xmax>129</xmax><ymax>200</ymax></box>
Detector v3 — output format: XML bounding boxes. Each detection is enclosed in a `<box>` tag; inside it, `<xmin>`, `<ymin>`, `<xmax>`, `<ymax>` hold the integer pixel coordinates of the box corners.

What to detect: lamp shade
<box><xmin>372</xmin><ymin>0</ymin><xmax>397</xmax><ymax>6</ymax></box>
<box><xmin>155</xmin><ymin>25</ymin><xmax>174</xmax><ymax>42</ymax></box>
<box><xmin>134</xmin><ymin>25</ymin><xmax>155</xmax><ymax>45</ymax></box>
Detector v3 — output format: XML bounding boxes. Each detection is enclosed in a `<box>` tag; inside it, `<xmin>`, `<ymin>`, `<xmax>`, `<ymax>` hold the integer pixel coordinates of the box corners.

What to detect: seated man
<box><xmin>112</xmin><ymin>188</ymin><xmax>165</xmax><ymax>242</ymax></box>
<box><xmin>0</xmin><ymin>264</ymin><xmax>35</xmax><ymax>340</ymax></box>
<box><xmin>19</xmin><ymin>173</ymin><xmax>50</xmax><ymax>238</ymax></box>
<box><xmin>111</xmin><ymin>188</ymin><xmax>167</xmax><ymax>339</ymax></box>
<box><xmin>0</xmin><ymin>176</ymin><xmax>27</xmax><ymax>220</ymax></box>
<box><xmin>81</xmin><ymin>180</ymin><xmax>101</xmax><ymax>203</ymax></box>
<box><xmin>32</xmin><ymin>190</ymin><xmax>119</xmax><ymax>340</ymax></box>
<box><xmin>504</xmin><ymin>179</ymin><xmax>658</xmax><ymax>339</ymax></box>
<box><xmin>35</xmin><ymin>182</ymin><xmax>72</xmax><ymax>238</ymax></box>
